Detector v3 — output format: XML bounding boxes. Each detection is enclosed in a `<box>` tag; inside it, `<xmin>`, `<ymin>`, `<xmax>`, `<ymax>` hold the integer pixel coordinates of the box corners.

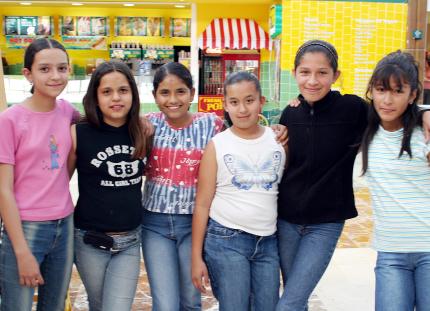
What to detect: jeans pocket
<box><xmin>206</xmin><ymin>219</ymin><xmax>241</xmax><ymax>238</ymax></box>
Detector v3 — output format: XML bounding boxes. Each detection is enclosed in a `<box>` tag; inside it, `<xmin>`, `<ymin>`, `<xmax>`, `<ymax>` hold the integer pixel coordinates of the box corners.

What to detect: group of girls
<box><xmin>0</xmin><ymin>36</ymin><xmax>429</xmax><ymax>311</ymax></box>
<box><xmin>0</xmin><ymin>38</ymin><xmax>284</xmax><ymax>311</ymax></box>
<box><xmin>191</xmin><ymin>40</ymin><xmax>430</xmax><ymax>311</ymax></box>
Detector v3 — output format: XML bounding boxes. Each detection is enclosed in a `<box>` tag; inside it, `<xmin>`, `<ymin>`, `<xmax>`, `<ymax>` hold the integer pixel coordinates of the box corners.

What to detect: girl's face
<box><xmin>371</xmin><ymin>76</ymin><xmax>417</xmax><ymax>131</ymax></box>
<box><xmin>153</xmin><ymin>74</ymin><xmax>195</xmax><ymax>127</ymax></box>
<box><xmin>224</xmin><ymin>80</ymin><xmax>265</xmax><ymax>130</ymax></box>
<box><xmin>23</xmin><ymin>48</ymin><xmax>69</xmax><ymax>99</ymax></box>
<box><xmin>97</xmin><ymin>71</ymin><xmax>133</xmax><ymax>127</ymax></box>
<box><xmin>293</xmin><ymin>52</ymin><xmax>340</xmax><ymax>105</ymax></box>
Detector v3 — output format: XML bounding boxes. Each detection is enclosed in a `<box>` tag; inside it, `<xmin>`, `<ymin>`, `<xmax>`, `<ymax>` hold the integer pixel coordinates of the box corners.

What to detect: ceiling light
<box><xmin>123</xmin><ymin>3</ymin><xmax>135</xmax><ymax>6</ymax></box>
<box><xmin>20</xmin><ymin>2</ymin><xmax>32</xmax><ymax>5</ymax></box>
<box><xmin>71</xmin><ymin>2</ymin><xmax>83</xmax><ymax>5</ymax></box>
<box><xmin>175</xmin><ymin>4</ymin><xmax>185</xmax><ymax>8</ymax></box>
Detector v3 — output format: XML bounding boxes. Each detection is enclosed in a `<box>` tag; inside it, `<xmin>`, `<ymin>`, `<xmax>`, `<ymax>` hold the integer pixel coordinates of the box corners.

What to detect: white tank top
<box><xmin>209</xmin><ymin>127</ymin><xmax>286</xmax><ymax>236</ymax></box>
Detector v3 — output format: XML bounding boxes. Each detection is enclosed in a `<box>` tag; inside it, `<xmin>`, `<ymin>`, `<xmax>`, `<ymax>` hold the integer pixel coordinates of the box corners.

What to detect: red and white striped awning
<box><xmin>199</xmin><ymin>18</ymin><xmax>271</xmax><ymax>50</ymax></box>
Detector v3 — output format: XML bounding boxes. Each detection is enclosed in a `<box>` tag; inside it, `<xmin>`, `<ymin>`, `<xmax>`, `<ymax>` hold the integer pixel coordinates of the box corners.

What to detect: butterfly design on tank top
<box><xmin>223</xmin><ymin>151</ymin><xmax>282</xmax><ymax>191</ymax></box>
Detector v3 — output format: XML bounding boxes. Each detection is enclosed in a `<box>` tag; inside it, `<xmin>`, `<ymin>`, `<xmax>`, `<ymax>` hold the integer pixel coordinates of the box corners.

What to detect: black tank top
<box><xmin>74</xmin><ymin>122</ymin><xmax>145</xmax><ymax>232</ymax></box>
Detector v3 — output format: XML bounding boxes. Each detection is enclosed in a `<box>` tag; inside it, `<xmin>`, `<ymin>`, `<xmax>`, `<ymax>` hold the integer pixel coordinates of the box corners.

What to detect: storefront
<box><xmin>0</xmin><ymin>2</ymin><xmax>193</xmax><ymax>112</ymax></box>
<box><xmin>0</xmin><ymin>0</ymin><xmax>276</xmax><ymax>114</ymax></box>
<box><xmin>197</xmin><ymin>18</ymin><xmax>271</xmax><ymax>117</ymax></box>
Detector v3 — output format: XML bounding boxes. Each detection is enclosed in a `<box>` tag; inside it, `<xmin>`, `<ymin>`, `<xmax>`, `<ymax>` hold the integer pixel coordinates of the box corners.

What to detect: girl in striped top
<box><xmin>361</xmin><ymin>51</ymin><xmax>430</xmax><ymax>311</ymax></box>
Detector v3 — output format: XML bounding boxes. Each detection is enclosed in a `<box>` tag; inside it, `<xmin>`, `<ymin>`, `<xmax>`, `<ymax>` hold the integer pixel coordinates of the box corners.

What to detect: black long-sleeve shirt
<box><xmin>278</xmin><ymin>91</ymin><xmax>368</xmax><ymax>224</ymax></box>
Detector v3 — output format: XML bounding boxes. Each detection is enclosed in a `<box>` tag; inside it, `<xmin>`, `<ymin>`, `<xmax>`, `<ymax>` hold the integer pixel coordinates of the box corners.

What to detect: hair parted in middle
<box><xmin>82</xmin><ymin>60</ymin><xmax>149</xmax><ymax>159</ymax></box>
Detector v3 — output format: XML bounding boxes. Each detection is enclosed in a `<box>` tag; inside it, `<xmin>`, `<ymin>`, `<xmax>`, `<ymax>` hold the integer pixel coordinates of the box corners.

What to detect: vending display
<box><xmin>200</xmin><ymin>53</ymin><xmax>260</xmax><ymax>95</ymax></box>
<box><xmin>202</xmin><ymin>56</ymin><xmax>223</xmax><ymax>95</ymax></box>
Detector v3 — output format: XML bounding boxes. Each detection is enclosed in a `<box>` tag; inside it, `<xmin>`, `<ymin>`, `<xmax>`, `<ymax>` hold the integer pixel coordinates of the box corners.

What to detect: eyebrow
<box><xmin>37</xmin><ymin>62</ymin><xmax>69</xmax><ymax>66</ymax></box>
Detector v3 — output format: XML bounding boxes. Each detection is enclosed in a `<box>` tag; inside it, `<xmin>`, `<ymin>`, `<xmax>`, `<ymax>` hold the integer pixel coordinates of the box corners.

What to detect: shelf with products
<box><xmin>202</xmin><ymin>56</ymin><xmax>223</xmax><ymax>95</ymax></box>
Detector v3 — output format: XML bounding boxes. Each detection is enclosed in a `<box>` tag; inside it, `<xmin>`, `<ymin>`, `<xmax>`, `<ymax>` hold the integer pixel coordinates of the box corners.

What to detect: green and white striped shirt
<box><xmin>366</xmin><ymin>126</ymin><xmax>430</xmax><ymax>252</ymax></box>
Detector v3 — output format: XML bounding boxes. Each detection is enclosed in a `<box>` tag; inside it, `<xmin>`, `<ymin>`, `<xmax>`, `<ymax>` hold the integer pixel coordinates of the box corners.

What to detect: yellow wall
<box><xmin>0</xmin><ymin>5</ymin><xmax>191</xmax><ymax>67</ymax></box>
<box><xmin>196</xmin><ymin>3</ymin><xmax>273</xmax><ymax>61</ymax></box>
<box><xmin>281</xmin><ymin>0</ymin><xmax>407</xmax><ymax>98</ymax></box>
<box><xmin>1</xmin><ymin>3</ymin><xmax>275</xmax><ymax>67</ymax></box>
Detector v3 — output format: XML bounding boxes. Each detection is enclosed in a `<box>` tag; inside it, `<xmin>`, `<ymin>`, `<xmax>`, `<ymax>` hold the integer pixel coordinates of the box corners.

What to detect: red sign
<box><xmin>198</xmin><ymin>95</ymin><xmax>224</xmax><ymax>117</ymax></box>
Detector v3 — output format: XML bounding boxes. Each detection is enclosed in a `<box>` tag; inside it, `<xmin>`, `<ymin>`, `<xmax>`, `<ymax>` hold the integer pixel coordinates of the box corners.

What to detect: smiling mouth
<box><xmin>166</xmin><ymin>105</ymin><xmax>182</xmax><ymax>110</ymax></box>
<box><xmin>305</xmin><ymin>88</ymin><xmax>321</xmax><ymax>93</ymax></box>
<box><xmin>110</xmin><ymin>105</ymin><xmax>125</xmax><ymax>111</ymax></box>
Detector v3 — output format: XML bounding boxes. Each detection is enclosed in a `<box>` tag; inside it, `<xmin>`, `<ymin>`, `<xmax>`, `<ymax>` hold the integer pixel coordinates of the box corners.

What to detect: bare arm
<box><xmin>422</xmin><ymin>110</ymin><xmax>430</xmax><ymax>142</ymax></box>
<box><xmin>191</xmin><ymin>141</ymin><xmax>217</xmax><ymax>293</ymax></box>
<box><xmin>67</xmin><ymin>124</ymin><xmax>77</xmax><ymax>179</ymax></box>
<box><xmin>0</xmin><ymin>164</ymin><xmax>44</xmax><ymax>287</ymax></box>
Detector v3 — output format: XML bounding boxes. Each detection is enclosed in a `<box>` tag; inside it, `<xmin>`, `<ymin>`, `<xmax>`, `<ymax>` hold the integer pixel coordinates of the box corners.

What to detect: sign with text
<box><xmin>198</xmin><ymin>95</ymin><xmax>224</xmax><ymax>118</ymax></box>
<box><xmin>62</xmin><ymin>36</ymin><xmax>108</xmax><ymax>50</ymax></box>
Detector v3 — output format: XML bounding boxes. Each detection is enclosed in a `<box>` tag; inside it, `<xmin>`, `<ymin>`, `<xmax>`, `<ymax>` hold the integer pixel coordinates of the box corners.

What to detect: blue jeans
<box><xmin>141</xmin><ymin>209</ymin><xmax>201</xmax><ymax>311</ymax></box>
<box><xmin>276</xmin><ymin>219</ymin><xmax>344</xmax><ymax>311</ymax></box>
<box><xmin>0</xmin><ymin>215</ymin><xmax>74</xmax><ymax>311</ymax></box>
<box><xmin>375</xmin><ymin>251</ymin><xmax>430</xmax><ymax>311</ymax></box>
<box><xmin>74</xmin><ymin>227</ymin><xmax>141</xmax><ymax>311</ymax></box>
<box><xmin>204</xmin><ymin>218</ymin><xmax>280</xmax><ymax>311</ymax></box>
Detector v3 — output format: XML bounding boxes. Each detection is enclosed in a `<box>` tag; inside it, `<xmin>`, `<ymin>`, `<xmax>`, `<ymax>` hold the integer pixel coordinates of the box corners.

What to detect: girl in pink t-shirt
<box><xmin>0</xmin><ymin>38</ymin><xmax>78</xmax><ymax>311</ymax></box>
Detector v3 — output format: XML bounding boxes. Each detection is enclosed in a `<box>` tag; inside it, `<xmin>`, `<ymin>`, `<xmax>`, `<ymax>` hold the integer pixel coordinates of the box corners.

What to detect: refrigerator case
<box><xmin>201</xmin><ymin>53</ymin><xmax>260</xmax><ymax>95</ymax></box>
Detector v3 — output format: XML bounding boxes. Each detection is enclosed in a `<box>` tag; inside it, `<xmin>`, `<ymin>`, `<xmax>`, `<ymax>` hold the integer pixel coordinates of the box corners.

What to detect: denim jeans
<box><xmin>74</xmin><ymin>227</ymin><xmax>141</xmax><ymax>311</ymax></box>
<box><xmin>204</xmin><ymin>218</ymin><xmax>280</xmax><ymax>311</ymax></box>
<box><xmin>141</xmin><ymin>209</ymin><xmax>201</xmax><ymax>311</ymax></box>
<box><xmin>276</xmin><ymin>219</ymin><xmax>344</xmax><ymax>311</ymax></box>
<box><xmin>0</xmin><ymin>214</ymin><xmax>74</xmax><ymax>311</ymax></box>
<box><xmin>375</xmin><ymin>251</ymin><xmax>430</xmax><ymax>311</ymax></box>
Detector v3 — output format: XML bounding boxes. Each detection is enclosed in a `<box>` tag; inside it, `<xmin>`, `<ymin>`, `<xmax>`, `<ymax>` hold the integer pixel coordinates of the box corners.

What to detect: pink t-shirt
<box><xmin>0</xmin><ymin>99</ymin><xmax>79</xmax><ymax>221</ymax></box>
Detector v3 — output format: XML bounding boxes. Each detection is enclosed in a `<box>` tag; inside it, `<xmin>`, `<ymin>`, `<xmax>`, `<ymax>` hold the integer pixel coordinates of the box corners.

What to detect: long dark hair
<box><xmin>361</xmin><ymin>51</ymin><xmax>422</xmax><ymax>174</ymax></box>
<box><xmin>83</xmin><ymin>60</ymin><xmax>148</xmax><ymax>159</ymax></box>
<box><xmin>24</xmin><ymin>38</ymin><xmax>69</xmax><ymax>94</ymax></box>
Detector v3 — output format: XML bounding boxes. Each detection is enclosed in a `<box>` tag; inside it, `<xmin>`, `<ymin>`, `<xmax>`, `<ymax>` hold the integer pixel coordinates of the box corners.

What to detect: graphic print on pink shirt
<box><xmin>146</xmin><ymin>147</ymin><xmax>203</xmax><ymax>187</ymax></box>
<box><xmin>49</xmin><ymin>134</ymin><xmax>60</xmax><ymax>170</ymax></box>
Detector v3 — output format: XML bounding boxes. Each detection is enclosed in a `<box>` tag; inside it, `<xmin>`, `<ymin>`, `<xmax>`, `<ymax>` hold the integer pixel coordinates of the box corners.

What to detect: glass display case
<box><xmin>200</xmin><ymin>53</ymin><xmax>260</xmax><ymax>95</ymax></box>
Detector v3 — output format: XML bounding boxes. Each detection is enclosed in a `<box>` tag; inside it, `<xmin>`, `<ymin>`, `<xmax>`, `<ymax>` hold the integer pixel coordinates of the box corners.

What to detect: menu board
<box><xmin>4</xmin><ymin>16</ymin><xmax>52</xmax><ymax>36</ymax></box>
<box><xmin>280</xmin><ymin>0</ymin><xmax>407</xmax><ymax>101</ymax></box>
<box><xmin>61</xmin><ymin>16</ymin><xmax>108</xmax><ymax>36</ymax></box>
<box><xmin>170</xmin><ymin>18</ymin><xmax>191</xmax><ymax>37</ymax></box>
<box><xmin>62</xmin><ymin>36</ymin><xmax>108</xmax><ymax>50</ymax></box>
<box><xmin>116</xmin><ymin>17</ymin><xmax>164</xmax><ymax>37</ymax></box>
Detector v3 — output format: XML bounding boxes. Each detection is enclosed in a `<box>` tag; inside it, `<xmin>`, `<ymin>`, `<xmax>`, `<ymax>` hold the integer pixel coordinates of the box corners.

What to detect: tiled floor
<box><xmin>66</xmin><ymin>184</ymin><xmax>373</xmax><ymax>310</ymax></box>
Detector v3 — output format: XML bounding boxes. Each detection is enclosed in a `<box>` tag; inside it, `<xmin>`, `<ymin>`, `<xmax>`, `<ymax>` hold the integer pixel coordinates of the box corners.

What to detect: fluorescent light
<box><xmin>71</xmin><ymin>2</ymin><xmax>83</xmax><ymax>5</ymax></box>
<box><xmin>20</xmin><ymin>2</ymin><xmax>32</xmax><ymax>5</ymax></box>
<box><xmin>174</xmin><ymin>4</ymin><xmax>185</xmax><ymax>8</ymax></box>
<box><xmin>123</xmin><ymin>3</ymin><xmax>135</xmax><ymax>6</ymax></box>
